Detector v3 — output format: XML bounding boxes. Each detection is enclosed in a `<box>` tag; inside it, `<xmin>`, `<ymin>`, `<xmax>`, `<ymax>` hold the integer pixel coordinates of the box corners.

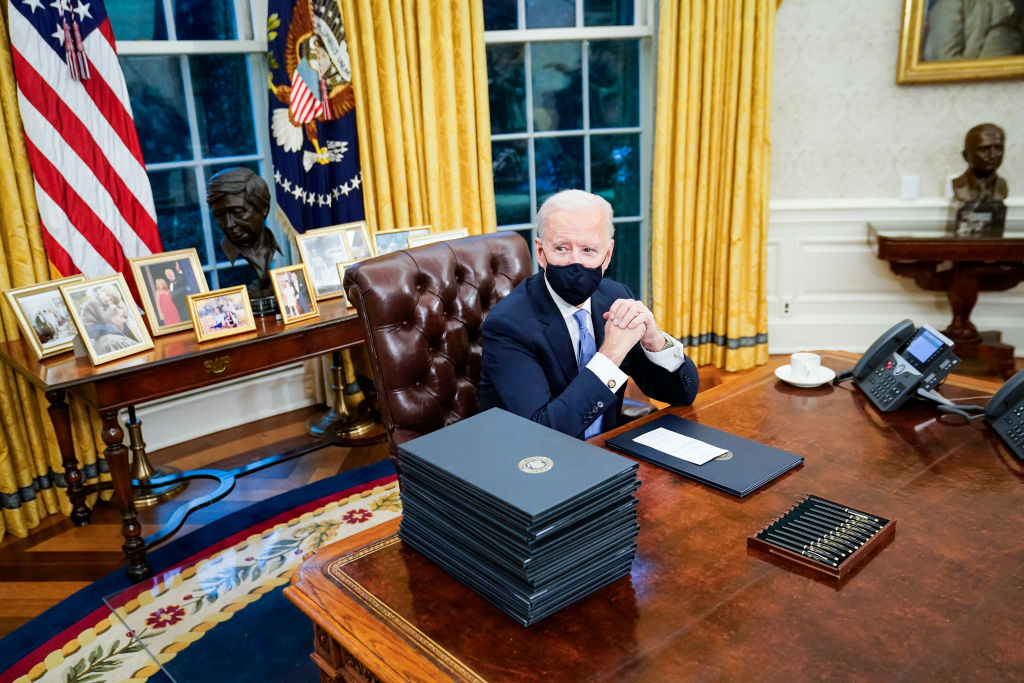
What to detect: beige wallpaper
<box><xmin>771</xmin><ymin>0</ymin><xmax>1023</xmax><ymax>200</ymax></box>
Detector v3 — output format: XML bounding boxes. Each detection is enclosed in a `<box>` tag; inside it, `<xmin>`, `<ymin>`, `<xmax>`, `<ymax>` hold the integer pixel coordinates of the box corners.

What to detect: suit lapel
<box><xmin>528</xmin><ymin>272</ymin><xmax>579</xmax><ymax>382</ymax></box>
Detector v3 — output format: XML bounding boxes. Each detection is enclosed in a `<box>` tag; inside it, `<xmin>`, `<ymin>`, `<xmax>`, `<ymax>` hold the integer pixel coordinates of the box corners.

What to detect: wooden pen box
<box><xmin>747</xmin><ymin>494</ymin><xmax>896</xmax><ymax>580</ymax></box>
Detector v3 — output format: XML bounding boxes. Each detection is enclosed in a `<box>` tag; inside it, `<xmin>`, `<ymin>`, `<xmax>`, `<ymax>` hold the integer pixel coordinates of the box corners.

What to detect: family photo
<box><xmin>61</xmin><ymin>274</ymin><xmax>154</xmax><ymax>365</ymax></box>
<box><xmin>3</xmin><ymin>275</ymin><xmax>85</xmax><ymax>358</ymax></box>
<box><xmin>130</xmin><ymin>249</ymin><xmax>208</xmax><ymax>335</ymax></box>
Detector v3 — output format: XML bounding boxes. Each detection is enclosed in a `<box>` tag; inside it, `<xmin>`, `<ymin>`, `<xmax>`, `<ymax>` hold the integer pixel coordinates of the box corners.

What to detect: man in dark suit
<box><xmin>479</xmin><ymin>189</ymin><xmax>698</xmax><ymax>439</ymax></box>
<box><xmin>164</xmin><ymin>267</ymin><xmax>190</xmax><ymax>320</ymax></box>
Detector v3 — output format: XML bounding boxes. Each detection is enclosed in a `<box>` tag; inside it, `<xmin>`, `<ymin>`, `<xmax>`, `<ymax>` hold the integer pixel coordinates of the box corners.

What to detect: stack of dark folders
<box><xmin>397</xmin><ymin>408</ymin><xmax>641</xmax><ymax>626</ymax></box>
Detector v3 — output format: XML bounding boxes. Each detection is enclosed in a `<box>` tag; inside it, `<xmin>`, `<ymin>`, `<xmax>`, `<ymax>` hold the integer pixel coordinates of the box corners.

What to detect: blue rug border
<box><xmin>0</xmin><ymin>458</ymin><xmax>396</xmax><ymax>676</ymax></box>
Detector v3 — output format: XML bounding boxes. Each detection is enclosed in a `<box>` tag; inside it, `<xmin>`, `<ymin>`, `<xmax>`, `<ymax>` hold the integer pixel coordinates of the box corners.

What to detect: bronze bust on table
<box><xmin>952</xmin><ymin>123</ymin><xmax>1007</xmax><ymax>234</ymax></box>
<box><xmin>206</xmin><ymin>167</ymin><xmax>283</xmax><ymax>314</ymax></box>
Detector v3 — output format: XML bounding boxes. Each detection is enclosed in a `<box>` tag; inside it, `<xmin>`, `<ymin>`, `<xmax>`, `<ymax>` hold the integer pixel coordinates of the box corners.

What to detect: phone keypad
<box><xmin>864</xmin><ymin>367</ymin><xmax>915</xmax><ymax>412</ymax></box>
<box><xmin>991</xmin><ymin>406</ymin><xmax>1024</xmax><ymax>460</ymax></box>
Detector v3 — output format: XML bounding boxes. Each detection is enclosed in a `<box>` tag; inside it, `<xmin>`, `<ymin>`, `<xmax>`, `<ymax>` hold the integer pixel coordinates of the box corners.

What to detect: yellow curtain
<box><xmin>339</xmin><ymin>0</ymin><xmax>495</xmax><ymax>235</ymax></box>
<box><xmin>651</xmin><ymin>0</ymin><xmax>774</xmax><ymax>371</ymax></box>
<box><xmin>0</xmin><ymin>11</ymin><xmax>108</xmax><ymax>541</ymax></box>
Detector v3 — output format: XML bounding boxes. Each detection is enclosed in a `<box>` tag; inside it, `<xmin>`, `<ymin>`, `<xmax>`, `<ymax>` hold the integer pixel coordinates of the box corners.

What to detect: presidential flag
<box><xmin>8</xmin><ymin>0</ymin><xmax>162</xmax><ymax>280</ymax></box>
<box><xmin>267</xmin><ymin>0</ymin><xmax>364</xmax><ymax>234</ymax></box>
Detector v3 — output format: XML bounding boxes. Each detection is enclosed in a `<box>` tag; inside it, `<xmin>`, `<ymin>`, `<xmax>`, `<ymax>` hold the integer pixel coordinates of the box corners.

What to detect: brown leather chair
<box><xmin>343</xmin><ymin>232</ymin><xmax>532</xmax><ymax>458</ymax></box>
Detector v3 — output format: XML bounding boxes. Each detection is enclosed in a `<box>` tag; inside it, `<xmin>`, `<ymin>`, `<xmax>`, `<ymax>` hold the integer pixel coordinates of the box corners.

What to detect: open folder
<box><xmin>604</xmin><ymin>414</ymin><xmax>803</xmax><ymax>497</ymax></box>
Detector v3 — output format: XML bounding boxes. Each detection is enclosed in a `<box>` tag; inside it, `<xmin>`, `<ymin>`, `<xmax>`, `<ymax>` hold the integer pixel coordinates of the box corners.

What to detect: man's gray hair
<box><xmin>536</xmin><ymin>190</ymin><xmax>614</xmax><ymax>241</ymax></box>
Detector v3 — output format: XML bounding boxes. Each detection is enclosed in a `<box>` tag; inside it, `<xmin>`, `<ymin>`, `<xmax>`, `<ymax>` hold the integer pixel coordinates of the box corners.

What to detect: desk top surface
<box><xmin>0</xmin><ymin>298</ymin><xmax>359</xmax><ymax>396</ymax></box>
<box><xmin>287</xmin><ymin>353</ymin><xmax>1024</xmax><ymax>682</ymax></box>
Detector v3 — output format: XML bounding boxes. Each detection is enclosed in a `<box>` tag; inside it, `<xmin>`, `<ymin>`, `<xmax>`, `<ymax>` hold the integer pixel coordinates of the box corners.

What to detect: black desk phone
<box><xmin>851</xmin><ymin>319</ymin><xmax>960</xmax><ymax>412</ymax></box>
<box><xmin>985</xmin><ymin>369</ymin><xmax>1024</xmax><ymax>460</ymax></box>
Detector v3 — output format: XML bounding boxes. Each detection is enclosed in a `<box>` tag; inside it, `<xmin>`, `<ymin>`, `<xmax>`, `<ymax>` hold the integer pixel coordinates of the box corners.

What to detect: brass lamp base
<box><xmin>306</xmin><ymin>405</ymin><xmax>380</xmax><ymax>443</ymax></box>
<box><xmin>306</xmin><ymin>349</ymin><xmax>383</xmax><ymax>445</ymax></box>
<box><xmin>126</xmin><ymin>408</ymin><xmax>188</xmax><ymax>507</ymax></box>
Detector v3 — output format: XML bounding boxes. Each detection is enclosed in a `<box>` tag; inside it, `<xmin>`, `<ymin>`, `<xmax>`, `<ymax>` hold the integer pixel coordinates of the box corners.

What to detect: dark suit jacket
<box><xmin>479</xmin><ymin>271</ymin><xmax>699</xmax><ymax>438</ymax></box>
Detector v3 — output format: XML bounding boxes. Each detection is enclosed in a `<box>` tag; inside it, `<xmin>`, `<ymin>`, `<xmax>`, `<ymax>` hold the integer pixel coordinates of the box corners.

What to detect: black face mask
<box><xmin>544</xmin><ymin>262</ymin><xmax>603</xmax><ymax>306</ymax></box>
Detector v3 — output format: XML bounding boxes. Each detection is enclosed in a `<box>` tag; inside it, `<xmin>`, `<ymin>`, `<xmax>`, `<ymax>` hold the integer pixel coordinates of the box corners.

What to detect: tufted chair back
<box><xmin>343</xmin><ymin>232</ymin><xmax>532</xmax><ymax>458</ymax></box>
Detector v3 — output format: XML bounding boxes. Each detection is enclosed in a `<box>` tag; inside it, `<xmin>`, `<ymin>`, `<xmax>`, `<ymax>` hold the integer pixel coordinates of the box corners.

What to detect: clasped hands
<box><xmin>597</xmin><ymin>298</ymin><xmax>665</xmax><ymax>365</ymax></box>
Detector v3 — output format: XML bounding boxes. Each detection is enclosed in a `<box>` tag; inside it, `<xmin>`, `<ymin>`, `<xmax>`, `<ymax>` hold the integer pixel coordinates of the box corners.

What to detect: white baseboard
<box><xmin>129</xmin><ymin>362</ymin><xmax>317</xmax><ymax>452</ymax></box>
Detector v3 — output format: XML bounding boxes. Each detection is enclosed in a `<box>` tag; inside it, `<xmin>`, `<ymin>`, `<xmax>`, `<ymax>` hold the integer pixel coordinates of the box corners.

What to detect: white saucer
<box><xmin>774</xmin><ymin>364</ymin><xmax>836</xmax><ymax>388</ymax></box>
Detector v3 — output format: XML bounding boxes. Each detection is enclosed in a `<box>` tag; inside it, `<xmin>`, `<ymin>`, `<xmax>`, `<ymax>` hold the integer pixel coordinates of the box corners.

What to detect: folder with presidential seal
<box><xmin>605</xmin><ymin>414</ymin><xmax>803</xmax><ymax>497</ymax></box>
<box><xmin>396</xmin><ymin>408</ymin><xmax>641</xmax><ymax>626</ymax></box>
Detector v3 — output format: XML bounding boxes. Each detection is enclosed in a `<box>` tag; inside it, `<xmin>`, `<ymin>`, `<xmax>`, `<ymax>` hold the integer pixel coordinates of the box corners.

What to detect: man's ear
<box><xmin>601</xmin><ymin>239</ymin><xmax>615</xmax><ymax>274</ymax></box>
<box><xmin>534</xmin><ymin>237</ymin><xmax>546</xmax><ymax>268</ymax></box>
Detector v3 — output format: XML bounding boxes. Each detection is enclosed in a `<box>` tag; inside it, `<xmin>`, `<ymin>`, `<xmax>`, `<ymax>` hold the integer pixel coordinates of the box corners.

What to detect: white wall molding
<box><xmin>767</xmin><ymin>200</ymin><xmax>1024</xmax><ymax>354</ymax></box>
<box><xmin>129</xmin><ymin>362</ymin><xmax>316</xmax><ymax>452</ymax></box>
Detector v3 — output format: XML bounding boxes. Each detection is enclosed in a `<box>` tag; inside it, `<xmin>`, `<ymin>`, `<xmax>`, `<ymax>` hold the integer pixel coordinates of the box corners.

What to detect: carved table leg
<box><xmin>100</xmin><ymin>408</ymin><xmax>151</xmax><ymax>581</ymax></box>
<box><xmin>45</xmin><ymin>389</ymin><xmax>91</xmax><ymax>526</ymax></box>
<box><xmin>943</xmin><ymin>267</ymin><xmax>982</xmax><ymax>344</ymax></box>
<box><xmin>311</xmin><ymin>623</ymin><xmax>380</xmax><ymax>683</ymax></box>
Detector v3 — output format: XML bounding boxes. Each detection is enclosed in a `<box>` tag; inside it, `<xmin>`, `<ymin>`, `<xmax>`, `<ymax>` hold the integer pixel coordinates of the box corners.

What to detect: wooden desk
<box><xmin>0</xmin><ymin>298</ymin><xmax>363</xmax><ymax>581</ymax></box>
<box><xmin>869</xmin><ymin>220</ymin><xmax>1024</xmax><ymax>378</ymax></box>
<box><xmin>286</xmin><ymin>352</ymin><xmax>1024</xmax><ymax>681</ymax></box>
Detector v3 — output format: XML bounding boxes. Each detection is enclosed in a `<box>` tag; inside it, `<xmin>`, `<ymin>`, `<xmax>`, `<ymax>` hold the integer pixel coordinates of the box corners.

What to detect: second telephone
<box><xmin>851</xmin><ymin>320</ymin><xmax>960</xmax><ymax>412</ymax></box>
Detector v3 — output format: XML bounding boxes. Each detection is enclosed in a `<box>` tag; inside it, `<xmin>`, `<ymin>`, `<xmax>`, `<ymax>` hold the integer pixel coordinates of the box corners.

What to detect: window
<box><xmin>484</xmin><ymin>0</ymin><xmax>652</xmax><ymax>297</ymax></box>
<box><xmin>109</xmin><ymin>0</ymin><xmax>276</xmax><ymax>289</ymax></box>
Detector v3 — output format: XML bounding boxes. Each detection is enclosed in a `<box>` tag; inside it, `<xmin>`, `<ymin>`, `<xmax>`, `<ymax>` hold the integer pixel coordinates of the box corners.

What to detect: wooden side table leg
<box><xmin>46</xmin><ymin>389</ymin><xmax>91</xmax><ymax>526</ymax></box>
<box><xmin>312</xmin><ymin>623</ymin><xmax>380</xmax><ymax>683</ymax></box>
<box><xmin>100</xmin><ymin>408</ymin><xmax>151</xmax><ymax>581</ymax></box>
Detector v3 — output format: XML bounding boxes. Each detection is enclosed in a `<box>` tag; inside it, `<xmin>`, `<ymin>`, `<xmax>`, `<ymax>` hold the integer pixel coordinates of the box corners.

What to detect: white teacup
<box><xmin>790</xmin><ymin>352</ymin><xmax>821</xmax><ymax>380</ymax></box>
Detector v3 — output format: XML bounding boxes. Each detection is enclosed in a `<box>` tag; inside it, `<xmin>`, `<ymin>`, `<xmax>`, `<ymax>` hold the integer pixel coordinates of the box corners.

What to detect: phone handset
<box><xmin>984</xmin><ymin>368</ymin><xmax>1024</xmax><ymax>460</ymax></box>
<box><xmin>851</xmin><ymin>319</ymin><xmax>915</xmax><ymax>380</ymax></box>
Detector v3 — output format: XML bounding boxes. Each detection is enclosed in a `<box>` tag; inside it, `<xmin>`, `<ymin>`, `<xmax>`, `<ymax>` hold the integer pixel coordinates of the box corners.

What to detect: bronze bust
<box><xmin>952</xmin><ymin>123</ymin><xmax>1008</xmax><ymax>203</ymax></box>
<box><xmin>206</xmin><ymin>168</ymin><xmax>282</xmax><ymax>295</ymax></box>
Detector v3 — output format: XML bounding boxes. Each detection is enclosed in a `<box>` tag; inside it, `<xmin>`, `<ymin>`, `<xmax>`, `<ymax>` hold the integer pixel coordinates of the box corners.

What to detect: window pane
<box><xmin>484</xmin><ymin>0</ymin><xmax>518</xmax><ymax>30</ymax></box>
<box><xmin>214</xmin><ymin>264</ymin><xmax>257</xmax><ymax>290</ymax></box>
<box><xmin>150</xmin><ymin>168</ymin><xmax>206</xmax><ymax>262</ymax></box>
<box><xmin>107</xmin><ymin>0</ymin><xmax>168</xmax><ymax>39</ymax></box>
<box><xmin>174</xmin><ymin>0</ymin><xmax>236</xmax><ymax>40</ymax></box>
<box><xmin>121</xmin><ymin>56</ymin><xmax>192</xmax><ymax>164</ymax></box>
<box><xmin>492</xmin><ymin>140</ymin><xmax>531</xmax><ymax>225</ymax></box>
<box><xmin>535</xmin><ymin>136</ymin><xmax>583</xmax><ymax>205</ymax></box>
<box><xmin>532</xmin><ymin>42</ymin><xmax>582</xmax><ymax>132</ymax></box>
<box><xmin>585</xmin><ymin>0</ymin><xmax>635</xmax><ymax>26</ymax></box>
<box><xmin>487</xmin><ymin>45</ymin><xmax>527</xmax><ymax>134</ymax></box>
<box><xmin>591</xmin><ymin>133</ymin><xmax>639</xmax><ymax>217</ymax></box>
<box><xmin>589</xmin><ymin>40</ymin><xmax>639</xmax><ymax>128</ymax></box>
<box><xmin>605</xmin><ymin>220</ymin><xmax>640</xmax><ymax>296</ymax></box>
<box><xmin>205</xmin><ymin>161</ymin><xmax>264</xmax><ymax>265</ymax></box>
<box><xmin>190</xmin><ymin>55</ymin><xmax>257</xmax><ymax>159</ymax></box>
<box><xmin>526</xmin><ymin>0</ymin><xmax>574</xmax><ymax>28</ymax></box>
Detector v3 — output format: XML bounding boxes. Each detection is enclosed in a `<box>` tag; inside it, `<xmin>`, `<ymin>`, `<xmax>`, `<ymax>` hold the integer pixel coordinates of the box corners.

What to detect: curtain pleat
<box><xmin>651</xmin><ymin>0</ymin><xmax>774</xmax><ymax>371</ymax></box>
<box><xmin>340</xmin><ymin>0</ymin><xmax>495</xmax><ymax>235</ymax></box>
<box><xmin>0</xmin><ymin>10</ymin><xmax>108</xmax><ymax>541</ymax></box>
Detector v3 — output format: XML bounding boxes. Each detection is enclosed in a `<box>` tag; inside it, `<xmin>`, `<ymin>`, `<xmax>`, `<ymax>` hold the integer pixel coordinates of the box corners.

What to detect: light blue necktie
<box><xmin>573</xmin><ymin>309</ymin><xmax>603</xmax><ymax>438</ymax></box>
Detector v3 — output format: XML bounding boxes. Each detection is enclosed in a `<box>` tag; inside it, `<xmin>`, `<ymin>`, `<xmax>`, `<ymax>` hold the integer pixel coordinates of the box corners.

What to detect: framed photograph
<box><xmin>406</xmin><ymin>228</ymin><xmax>470</xmax><ymax>248</ymax></box>
<box><xmin>335</xmin><ymin>260</ymin><xmax>359</xmax><ymax>308</ymax></box>
<box><xmin>373</xmin><ymin>226</ymin><xmax>432</xmax><ymax>256</ymax></box>
<box><xmin>294</xmin><ymin>222</ymin><xmax>359</xmax><ymax>300</ymax></box>
<box><xmin>270</xmin><ymin>264</ymin><xmax>319</xmax><ymax>324</ymax></box>
<box><xmin>188</xmin><ymin>286</ymin><xmax>257</xmax><ymax>343</ymax></box>
<box><xmin>128</xmin><ymin>248</ymin><xmax>209</xmax><ymax>335</ymax></box>
<box><xmin>3</xmin><ymin>275</ymin><xmax>86</xmax><ymax>359</ymax></box>
<box><xmin>342</xmin><ymin>221</ymin><xmax>375</xmax><ymax>260</ymax></box>
<box><xmin>60</xmin><ymin>274</ymin><xmax>154</xmax><ymax>365</ymax></box>
<box><xmin>898</xmin><ymin>0</ymin><xmax>1024</xmax><ymax>84</ymax></box>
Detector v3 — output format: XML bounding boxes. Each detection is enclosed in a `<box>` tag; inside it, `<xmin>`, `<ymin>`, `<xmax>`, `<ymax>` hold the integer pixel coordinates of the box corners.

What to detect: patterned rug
<box><xmin>0</xmin><ymin>459</ymin><xmax>400</xmax><ymax>683</ymax></box>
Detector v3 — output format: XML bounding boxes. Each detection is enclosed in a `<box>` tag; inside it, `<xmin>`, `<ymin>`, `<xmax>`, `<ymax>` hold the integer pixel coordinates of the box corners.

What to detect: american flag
<box><xmin>8</xmin><ymin>0</ymin><xmax>161</xmax><ymax>280</ymax></box>
<box><xmin>289</xmin><ymin>58</ymin><xmax>323</xmax><ymax>125</ymax></box>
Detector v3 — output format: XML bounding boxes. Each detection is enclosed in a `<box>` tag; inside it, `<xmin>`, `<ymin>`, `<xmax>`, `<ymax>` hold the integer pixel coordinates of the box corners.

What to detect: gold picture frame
<box><xmin>335</xmin><ymin>260</ymin><xmax>360</xmax><ymax>309</ymax></box>
<box><xmin>372</xmin><ymin>226</ymin><xmax>432</xmax><ymax>256</ymax></box>
<box><xmin>406</xmin><ymin>228</ymin><xmax>470</xmax><ymax>248</ymax></box>
<box><xmin>188</xmin><ymin>286</ymin><xmax>257</xmax><ymax>343</ymax></box>
<box><xmin>3</xmin><ymin>275</ymin><xmax>86</xmax><ymax>359</ymax></box>
<box><xmin>898</xmin><ymin>0</ymin><xmax>1024</xmax><ymax>84</ymax></box>
<box><xmin>294</xmin><ymin>222</ymin><xmax>361</xmax><ymax>300</ymax></box>
<box><xmin>270</xmin><ymin>263</ymin><xmax>320</xmax><ymax>324</ymax></box>
<box><xmin>128</xmin><ymin>248</ymin><xmax>208</xmax><ymax>335</ymax></box>
<box><xmin>60</xmin><ymin>274</ymin><xmax>154</xmax><ymax>365</ymax></box>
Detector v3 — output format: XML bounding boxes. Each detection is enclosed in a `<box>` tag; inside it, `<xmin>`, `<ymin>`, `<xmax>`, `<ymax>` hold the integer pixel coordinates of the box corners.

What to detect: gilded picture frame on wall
<box><xmin>897</xmin><ymin>0</ymin><xmax>1024</xmax><ymax>84</ymax></box>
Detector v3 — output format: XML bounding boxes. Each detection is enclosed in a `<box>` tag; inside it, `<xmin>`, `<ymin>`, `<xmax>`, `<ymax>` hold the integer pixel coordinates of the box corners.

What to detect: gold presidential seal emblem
<box><xmin>518</xmin><ymin>456</ymin><xmax>554</xmax><ymax>474</ymax></box>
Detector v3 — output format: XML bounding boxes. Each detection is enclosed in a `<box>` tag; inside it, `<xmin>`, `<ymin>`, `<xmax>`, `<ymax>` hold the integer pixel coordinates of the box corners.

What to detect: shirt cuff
<box><xmin>642</xmin><ymin>333</ymin><xmax>686</xmax><ymax>371</ymax></box>
<box><xmin>587</xmin><ymin>353</ymin><xmax>629</xmax><ymax>393</ymax></box>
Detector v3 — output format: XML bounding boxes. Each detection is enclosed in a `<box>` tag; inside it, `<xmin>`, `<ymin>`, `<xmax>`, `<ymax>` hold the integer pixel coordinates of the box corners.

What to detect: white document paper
<box><xmin>632</xmin><ymin>427</ymin><xmax>729</xmax><ymax>465</ymax></box>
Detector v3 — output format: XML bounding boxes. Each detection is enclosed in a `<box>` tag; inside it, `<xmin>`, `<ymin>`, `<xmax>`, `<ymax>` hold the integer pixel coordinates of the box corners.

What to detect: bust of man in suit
<box><xmin>206</xmin><ymin>168</ymin><xmax>282</xmax><ymax>293</ymax></box>
<box><xmin>952</xmin><ymin>123</ymin><xmax>1008</xmax><ymax>203</ymax></box>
